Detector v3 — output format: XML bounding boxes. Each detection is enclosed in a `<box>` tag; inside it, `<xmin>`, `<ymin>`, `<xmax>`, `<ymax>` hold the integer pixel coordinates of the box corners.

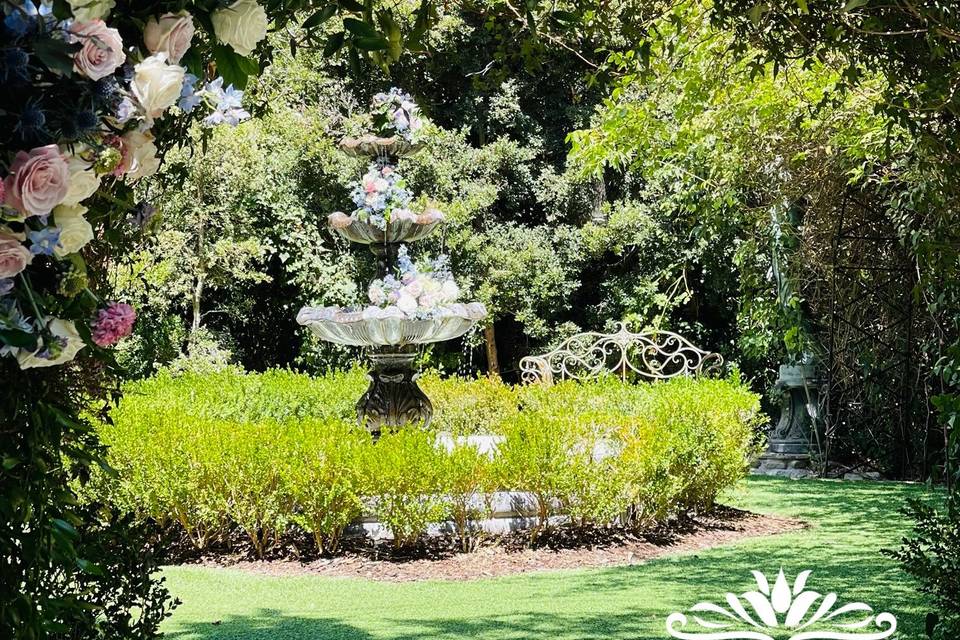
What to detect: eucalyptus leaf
<box><xmin>303</xmin><ymin>4</ymin><xmax>337</xmax><ymax>29</ymax></box>
<box><xmin>343</xmin><ymin>17</ymin><xmax>377</xmax><ymax>37</ymax></box>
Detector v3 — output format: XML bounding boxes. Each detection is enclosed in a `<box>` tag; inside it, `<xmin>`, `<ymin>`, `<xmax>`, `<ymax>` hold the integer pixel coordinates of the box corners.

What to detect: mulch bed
<box><xmin>177</xmin><ymin>507</ymin><xmax>807</xmax><ymax>582</ymax></box>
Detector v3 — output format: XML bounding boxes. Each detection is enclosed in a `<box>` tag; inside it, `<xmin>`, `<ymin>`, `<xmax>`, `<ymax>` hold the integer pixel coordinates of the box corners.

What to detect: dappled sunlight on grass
<box><xmin>162</xmin><ymin>477</ymin><xmax>939</xmax><ymax>640</ymax></box>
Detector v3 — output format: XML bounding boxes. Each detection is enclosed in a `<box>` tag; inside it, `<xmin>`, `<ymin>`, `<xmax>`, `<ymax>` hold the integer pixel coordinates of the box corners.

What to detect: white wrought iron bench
<box><xmin>519</xmin><ymin>321</ymin><xmax>723</xmax><ymax>384</ymax></box>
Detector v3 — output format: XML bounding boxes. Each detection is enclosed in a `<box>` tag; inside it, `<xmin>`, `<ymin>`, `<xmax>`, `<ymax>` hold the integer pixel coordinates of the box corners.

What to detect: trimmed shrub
<box><xmin>496</xmin><ymin>411</ymin><xmax>571</xmax><ymax>536</ymax></box>
<box><xmin>420</xmin><ymin>373</ymin><xmax>520</xmax><ymax>435</ymax></box>
<box><xmin>367</xmin><ymin>428</ymin><xmax>448</xmax><ymax>548</ymax></box>
<box><xmin>888</xmin><ymin>499</ymin><xmax>959</xmax><ymax>639</ymax></box>
<box><xmin>440</xmin><ymin>442</ymin><xmax>496</xmax><ymax>551</ymax></box>
<box><xmin>284</xmin><ymin>420</ymin><xmax>370</xmax><ymax>555</ymax></box>
<box><xmin>92</xmin><ymin>368</ymin><xmax>763</xmax><ymax>553</ymax></box>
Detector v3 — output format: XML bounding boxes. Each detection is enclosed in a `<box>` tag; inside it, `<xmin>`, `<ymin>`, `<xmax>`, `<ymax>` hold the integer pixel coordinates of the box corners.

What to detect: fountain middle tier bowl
<box><xmin>297</xmin><ymin>303</ymin><xmax>487</xmax><ymax>347</ymax></box>
<box><xmin>330</xmin><ymin>216</ymin><xmax>441</xmax><ymax>245</ymax></box>
<box><xmin>339</xmin><ymin>135</ymin><xmax>423</xmax><ymax>159</ymax></box>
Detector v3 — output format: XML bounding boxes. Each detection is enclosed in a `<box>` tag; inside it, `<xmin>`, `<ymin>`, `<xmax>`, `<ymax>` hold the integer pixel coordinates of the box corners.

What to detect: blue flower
<box><xmin>0</xmin><ymin>48</ymin><xmax>30</xmax><ymax>84</ymax></box>
<box><xmin>15</xmin><ymin>98</ymin><xmax>46</xmax><ymax>140</ymax></box>
<box><xmin>178</xmin><ymin>73</ymin><xmax>201</xmax><ymax>113</ymax></box>
<box><xmin>27</xmin><ymin>226</ymin><xmax>61</xmax><ymax>256</ymax></box>
<box><xmin>218</xmin><ymin>84</ymin><xmax>244</xmax><ymax>111</ymax></box>
<box><xmin>4</xmin><ymin>9</ymin><xmax>35</xmax><ymax>38</ymax></box>
<box><xmin>74</xmin><ymin>109</ymin><xmax>98</xmax><ymax>131</ymax></box>
<box><xmin>0</xmin><ymin>299</ymin><xmax>32</xmax><ymax>333</ymax></box>
<box><xmin>0</xmin><ymin>279</ymin><xmax>13</xmax><ymax>297</ymax></box>
<box><xmin>94</xmin><ymin>76</ymin><xmax>121</xmax><ymax>101</ymax></box>
<box><xmin>397</xmin><ymin>245</ymin><xmax>415</xmax><ymax>273</ymax></box>
<box><xmin>198</xmin><ymin>77</ymin><xmax>250</xmax><ymax>127</ymax></box>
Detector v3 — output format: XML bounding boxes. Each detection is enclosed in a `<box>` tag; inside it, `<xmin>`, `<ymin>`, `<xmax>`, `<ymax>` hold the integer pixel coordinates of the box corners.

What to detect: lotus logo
<box><xmin>665</xmin><ymin>569</ymin><xmax>897</xmax><ymax>640</ymax></box>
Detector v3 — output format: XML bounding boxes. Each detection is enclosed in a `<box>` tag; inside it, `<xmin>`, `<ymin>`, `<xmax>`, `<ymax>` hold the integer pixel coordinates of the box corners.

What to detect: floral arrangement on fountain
<box><xmin>329</xmin><ymin>161</ymin><xmax>443</xmax><ymax>230</ymax></box>
<box><xmin>330</xmin><ymin>92</ymin><xmax>444</xmax><ymax>236</ymax></box>
<box><xmin>368</xmin><ymin>246</ymin><xmax>458</xmax><ymax>317</ymax></box>
<box><xmin>340</xmin><ymin>87</ymin><xmax>427</xmax><ymax>158</ymax></box>
<box><xmin>370</xmin><ymin>88</ymin><xmax>423</xmax><ymax>143</ymax></box>
<box><xmin>301</xmin><ymin>247</ymin><xmax>485</xmax><ymax>324</ymax></box>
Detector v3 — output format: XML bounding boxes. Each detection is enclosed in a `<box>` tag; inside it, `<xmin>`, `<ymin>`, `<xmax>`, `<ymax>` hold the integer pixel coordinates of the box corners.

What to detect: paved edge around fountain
<box><xmin>184</xmin><ymin>508</ymin><xmax>807</xmax><ymax>582</ymax></box>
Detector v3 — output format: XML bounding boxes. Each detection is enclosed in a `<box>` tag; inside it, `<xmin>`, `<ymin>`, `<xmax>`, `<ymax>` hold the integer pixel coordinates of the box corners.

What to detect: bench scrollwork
<box><xmin>519</xmin><ymin>322</ymin><xmax>723</xmax><ymax>384</ymax></box>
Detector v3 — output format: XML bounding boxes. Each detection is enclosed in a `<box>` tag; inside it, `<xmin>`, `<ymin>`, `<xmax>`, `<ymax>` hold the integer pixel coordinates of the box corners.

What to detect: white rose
<box><xmin>419</xmin><ymin>292</ymin><xmax>439</xmax><ymax>309</ymax></box>
<box><xmin>61</xmin><ymin>149</ymin><xmax>101</xmax><ymax>206</ymax></box>
<box><xmin>17</xmin><ymin>319</ymin><xmax>86</xmax><ymax>369</ymax></box>
<box><xmin>122</xmin><ymin>131</ymin><xmax>160</xmax><ymax>181</ymax></box>
<box><xmin>211</xmin><ymin>0</ymin><xmax>268</xmax><ymax>57</ymax></box>
<box><xmin>440</xmin><ymin>279</ymin><xmax>459</xmax><ymax>301</ymax></box>
<box><xmin>67</xmin><ymin>0</ymin><xmax>115</xmax><ymax>22</ymax></box>
<box><xmin>422</xmin><ymin>278</ymin><xmax>442</xmax><ymax>295</ymax></box>
<box><xmin>396</xmin><ymin>293</ymin><xmax>418</xmax><ymax>316</ymax></box>
<box><xmin>131</xmin><ymin>53</ymin><xmax>186</xmax><ymax>123</ymax></box>
<box><xmin>143</xmin><ymin>11</ymin><xmax>195</xmax><ymax>64</ymax></box>
<box><xmin>53</xmin><ymin>204</ymin><xmax>94</xmax><ymax>257</ymax></box>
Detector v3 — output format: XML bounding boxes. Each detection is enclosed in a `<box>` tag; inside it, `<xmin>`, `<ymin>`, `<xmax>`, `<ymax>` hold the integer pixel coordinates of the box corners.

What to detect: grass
<box><xmin>160</xmin><ymin>476</ymin><xmax>938</xmax><ymax>640</ymax></box>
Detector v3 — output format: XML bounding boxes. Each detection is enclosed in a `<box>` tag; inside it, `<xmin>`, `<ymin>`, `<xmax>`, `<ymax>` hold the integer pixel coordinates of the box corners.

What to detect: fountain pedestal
<box><xmin>357</xmin><ymin>350</ymin><xmax>433</xmax><ymax>437</ymax></box>
<box><xmin>754</xmin><ymin>364</ymin><xmax>818</xmax><ymax>478</ymax></box>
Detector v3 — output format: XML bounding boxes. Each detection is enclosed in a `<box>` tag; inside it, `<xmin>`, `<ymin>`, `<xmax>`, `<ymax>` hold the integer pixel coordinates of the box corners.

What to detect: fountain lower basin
<box><xmin>297</xmin><ymin>303</ymin><xmax>486</xmax><ymax>347</ymax></box>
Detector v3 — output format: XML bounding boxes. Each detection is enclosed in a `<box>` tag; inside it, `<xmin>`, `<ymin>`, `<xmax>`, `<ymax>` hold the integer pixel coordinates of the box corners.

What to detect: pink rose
<box><xmin>70</xmin><ymin>20</ymin><xmax>125</xmax><ymax>81</ymax></box>
<box><xmin>143</xmin><ymin>11</ymin><xmax>195</xmax><ymax>64</ymax></box>
<box><xmin>4</xmin><ymin>145</ymin><xmax>70</xmax><ymax>217</ymax></box>
<box><xmin>0</xmin><ymin>233</ymin><xmax>32</xmax><ymax>278</ymax></box>
<box><xmin>91</xmin><ymin>302</ymin><xmax>136</xmax><ymax>347</ymax></box>
<box><xmin>104</xmin><ymin>134</ymin><xmax>133</xmax><ymax>177</ymax></box>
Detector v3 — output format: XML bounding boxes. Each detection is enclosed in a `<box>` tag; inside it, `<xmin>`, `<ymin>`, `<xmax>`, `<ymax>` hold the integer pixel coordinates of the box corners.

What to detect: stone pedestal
<box><xmin>753</xmin><ymin>364</ymin><xmax>818</xmax><ymax>478</ymax></box>
<box><xmin>357</xmin><ymin>350</ymin><xmax>433</xmax><ymax>437</ymax></box>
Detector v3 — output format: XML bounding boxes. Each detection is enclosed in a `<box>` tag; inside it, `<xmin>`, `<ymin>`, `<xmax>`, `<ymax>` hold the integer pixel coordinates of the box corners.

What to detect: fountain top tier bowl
<box><xmin>297</xmin><ymin>303</ymin><xmax>487</xmax><ymax>347</ymax></box>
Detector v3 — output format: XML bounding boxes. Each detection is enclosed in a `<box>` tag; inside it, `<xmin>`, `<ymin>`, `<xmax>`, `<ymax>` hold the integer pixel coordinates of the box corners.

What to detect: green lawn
<box><xmin>161</xmin><ymin>477</ymin><xmax>936</xmax><ymax>639</ymax></box>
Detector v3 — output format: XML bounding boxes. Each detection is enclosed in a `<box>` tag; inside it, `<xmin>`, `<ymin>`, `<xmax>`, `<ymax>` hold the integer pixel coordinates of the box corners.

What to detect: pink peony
<box><xmin>4</xmin><ymin>145</ymin><xmax>70</xmax><ymax>217</ymax></box>
<box><xmin>91</xmin><ymin>302</ymin><xmax>136</xmax><ymax>347</ymax></box>
<box><xmin>0</xmin><ymin>233</ymin><xmax>32</xmax><ymax>278</ymax></box>
<box><xmin>70</xmin><ymin>20</ymin><xmax>126</xmax><ymax>81</ymax></box>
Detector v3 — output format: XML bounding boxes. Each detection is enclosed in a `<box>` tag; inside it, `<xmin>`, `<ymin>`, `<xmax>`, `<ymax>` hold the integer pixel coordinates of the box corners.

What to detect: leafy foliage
<box><xmin>888</xmin><ymin>499</ymin><xmax>960</xmax><ymax>639</ymax></box>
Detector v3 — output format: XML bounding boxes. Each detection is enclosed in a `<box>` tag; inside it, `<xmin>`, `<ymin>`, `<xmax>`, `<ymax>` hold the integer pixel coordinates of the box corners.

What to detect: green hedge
<box><xmin>93</xmin><ymin>369</ymin><xmax>764</xmax><ymax>556</ymax></box>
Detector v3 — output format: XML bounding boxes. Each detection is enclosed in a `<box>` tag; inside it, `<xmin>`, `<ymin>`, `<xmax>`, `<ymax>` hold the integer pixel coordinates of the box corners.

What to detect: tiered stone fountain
<box><xmin>297</xmin><ymin>90</ymin><xmax>486</xmax><ymax>436</ymax></box>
